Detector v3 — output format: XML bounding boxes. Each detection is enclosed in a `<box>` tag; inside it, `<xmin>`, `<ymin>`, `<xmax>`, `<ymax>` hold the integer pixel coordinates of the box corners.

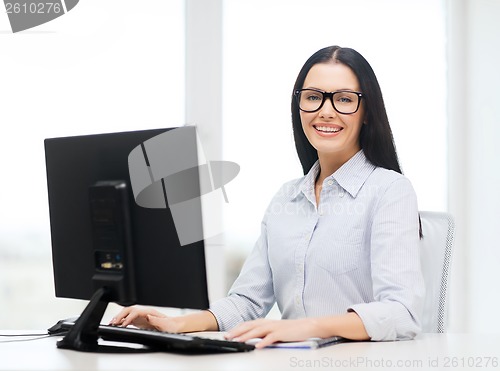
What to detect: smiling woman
<box><xmin>111</xmin><ymin>45</ymin><xmax>425</xmax><ymax>348</ymax></box>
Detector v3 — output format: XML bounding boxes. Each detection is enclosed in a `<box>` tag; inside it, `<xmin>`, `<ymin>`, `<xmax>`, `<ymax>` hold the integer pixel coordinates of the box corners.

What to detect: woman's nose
<box><xmin>319</xmin><ymin>97</ymin><xmax>337</xmax><ymax>118</ymax></box>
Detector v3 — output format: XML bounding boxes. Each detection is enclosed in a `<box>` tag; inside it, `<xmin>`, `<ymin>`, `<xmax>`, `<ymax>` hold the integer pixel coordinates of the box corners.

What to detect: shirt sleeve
<box><xmin>348</xmin><ymin>177</ymin><xmax>425</xmax><ymax>341</ymax></box>
<box><xmin>208</xmin><ymin>216</ymin><xmax>276</xmax><ymax>332</ymax></box>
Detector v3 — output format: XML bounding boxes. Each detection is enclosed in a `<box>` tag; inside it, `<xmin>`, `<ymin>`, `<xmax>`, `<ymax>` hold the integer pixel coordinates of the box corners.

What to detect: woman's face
<box><xmin>300</xmin><ymin>62</ymin><xmax>365</xmax><ymax>162</ymax></box>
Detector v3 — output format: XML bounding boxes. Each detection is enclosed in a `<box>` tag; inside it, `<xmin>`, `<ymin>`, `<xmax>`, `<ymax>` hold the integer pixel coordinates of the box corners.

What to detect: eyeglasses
<box><xmin>294</xmin><ymin>88</ymin><xmax>364</xmax><ymax>114</ymax></box>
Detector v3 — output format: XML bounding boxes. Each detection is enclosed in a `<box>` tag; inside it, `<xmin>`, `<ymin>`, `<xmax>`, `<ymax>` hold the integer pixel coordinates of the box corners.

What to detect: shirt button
<box><xmin>327</xmin><ymin>180</ymin><xmax>334</xmax><ymax>186</ymax></box>
<box><xmin>339</xmin><ymin>191</ymin><xmax>345</xmax><ymax>198</ymax></box>
<box><xmin>295</xmin><ymin>296</ymin><xmax>301</xmax><ymax>304</ymax></box>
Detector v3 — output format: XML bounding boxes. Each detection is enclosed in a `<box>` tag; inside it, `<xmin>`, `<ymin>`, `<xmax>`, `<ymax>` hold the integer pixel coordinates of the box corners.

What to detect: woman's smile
<box><xmin>312</xmin><ymin>123</ymin><xmax>344</xmax><ymax>136</ymax></box>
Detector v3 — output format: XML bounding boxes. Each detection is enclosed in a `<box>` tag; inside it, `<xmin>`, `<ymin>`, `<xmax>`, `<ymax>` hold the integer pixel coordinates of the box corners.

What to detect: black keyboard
<box><xmin>59</xmin><ymin>322</ymin><xmax>254</xmax><ymax>353</ymax></box>
<box><xmin>99</xmin><ymin>325</ymin><xmax>255</xmax><ymax>353</ymax></box>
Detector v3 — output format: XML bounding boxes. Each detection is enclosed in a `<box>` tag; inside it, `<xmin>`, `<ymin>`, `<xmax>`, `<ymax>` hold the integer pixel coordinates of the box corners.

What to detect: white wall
<box><xmin>447</xmin><ymin>0</ymin><xmax>500</xmax><ymax>333</ymax></box>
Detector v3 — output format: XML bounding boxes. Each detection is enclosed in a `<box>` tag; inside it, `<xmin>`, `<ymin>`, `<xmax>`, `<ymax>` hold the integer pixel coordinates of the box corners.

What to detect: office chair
<box><xmin>419</xmin><ymin>211</ymin><xmax>455</xmax><ymax>333</ymax></box>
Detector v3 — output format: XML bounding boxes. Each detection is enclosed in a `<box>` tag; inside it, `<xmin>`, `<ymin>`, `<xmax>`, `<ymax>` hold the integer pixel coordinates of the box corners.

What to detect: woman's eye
<box><xmin>306</xmin><ymin>94</ymin><xmax>322</xmax><ymax>101</ymax></box>
<box><xmin>337</xmin><ymin>96</ymin><xmax>353</xmax><ymax>103</ymax></box>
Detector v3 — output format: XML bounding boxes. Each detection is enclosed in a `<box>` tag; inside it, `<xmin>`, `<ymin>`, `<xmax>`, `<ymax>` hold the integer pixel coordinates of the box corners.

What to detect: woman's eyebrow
<box><xmin>302</xmin><ymin>86</ymin><xmax>358</xmax><ymax>92</ymax></box>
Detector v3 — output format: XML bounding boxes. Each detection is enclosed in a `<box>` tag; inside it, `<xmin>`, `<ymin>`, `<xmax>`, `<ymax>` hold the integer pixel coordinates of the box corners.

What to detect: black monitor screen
<box><xmin>44</xmin><ymin>127</ymin><xmax>209</xmax><ymax>311</ymax></box>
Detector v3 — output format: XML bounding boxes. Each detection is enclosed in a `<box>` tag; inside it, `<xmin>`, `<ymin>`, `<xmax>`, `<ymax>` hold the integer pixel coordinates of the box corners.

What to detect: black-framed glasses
<box><xmin>294</xmin><ymin>88</ymin><xmax>364</xmax><ymax>114</ymax></box>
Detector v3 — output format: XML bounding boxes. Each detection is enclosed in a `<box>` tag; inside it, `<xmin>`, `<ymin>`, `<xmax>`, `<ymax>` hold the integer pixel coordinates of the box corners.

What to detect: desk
<box><xmin>1</xmin><ymin>332</ymin><xmax>499</xmax><ymax>371</ymax></box>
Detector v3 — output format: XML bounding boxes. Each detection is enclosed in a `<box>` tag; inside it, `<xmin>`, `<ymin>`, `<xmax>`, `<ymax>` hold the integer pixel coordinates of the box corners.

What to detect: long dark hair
<box><xmin>292</xmin><ymin>46</ymin><xmax>422</xmax><ymax>237</ymax></box>
<box><xmin>292</xmin><ymin>45</ymin><xmax>401</xmax><ymax>175</ymax></box>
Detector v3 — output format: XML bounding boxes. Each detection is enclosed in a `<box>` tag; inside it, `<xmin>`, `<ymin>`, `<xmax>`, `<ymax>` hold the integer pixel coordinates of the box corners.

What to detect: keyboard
<box><xmin>59</xmin><ymin>322</ymin><xmax>254</xmax><ymax>353</ymax></box>
<box><xmin>99</xmin><ymin>325</ymin><xmax>255</xmax><ymax>353</ymax></box>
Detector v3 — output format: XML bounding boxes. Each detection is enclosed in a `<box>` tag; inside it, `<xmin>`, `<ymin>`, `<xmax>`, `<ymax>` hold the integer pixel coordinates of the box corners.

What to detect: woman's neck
<box><xmin>315</xmin><ymin>149</ymin><xmax>359</xmax><ymax>185</ymax></box>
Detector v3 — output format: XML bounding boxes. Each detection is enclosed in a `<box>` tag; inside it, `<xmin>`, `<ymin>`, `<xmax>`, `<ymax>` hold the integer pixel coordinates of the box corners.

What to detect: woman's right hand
<box><xmin>109</xmin><ymin>306</ymin><xmax>182</xmax><ymax>332</ymax></box>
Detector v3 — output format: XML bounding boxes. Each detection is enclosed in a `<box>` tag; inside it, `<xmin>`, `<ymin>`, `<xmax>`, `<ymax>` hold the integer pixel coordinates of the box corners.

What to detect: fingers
<box><xmin>225</xmin><ymin>322</ymin><xmax>246</xmax><ymax>340</ymax></box>
<box><xmin>112</xmin><ymin>308</ymin><xmax>138</xmax><ymax>327</ymax></box>
<box><xmin>225</xmin><ymin>319</ymin><xmax>307</xmax><ymax>349</ymax></box>
<box><xmin>121</xmin><ymin>310</ymin><xmax>140</xmax><ymax>328</ymax></box>
<box><xmin>109</xmin><ymin>306</ymin><xmax>133</xmax><ymax>326</ymax></box>
<box><xmin>226</xmin><ymin>319</ymin><xmax>273</xmax><ymax>344</ymax></box>
<box><xmin>109</xmin><ymin>306</ymin><xmax>166</xmax><ymax>329</ymax></box>
<box><xmin>254</xmin><ymin>333</ymin><xmax>279</xmax><ymax>349</ymax></box>
<box><xmin>226</xmin><ymin>319</ymin><xmax>266</xmax><ymax>337</ymax></box>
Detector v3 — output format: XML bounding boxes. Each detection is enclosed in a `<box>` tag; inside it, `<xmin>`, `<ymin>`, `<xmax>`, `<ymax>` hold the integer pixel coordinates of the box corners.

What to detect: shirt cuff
<box><xmin>348</xmin><ymin>301</ymin><xmax>421</xmax><ymax>341</ymax></box>
<box><xmin>208</xmin><ymin>297</ymin><xmax>245</xmax><ymax>332</ymax></box>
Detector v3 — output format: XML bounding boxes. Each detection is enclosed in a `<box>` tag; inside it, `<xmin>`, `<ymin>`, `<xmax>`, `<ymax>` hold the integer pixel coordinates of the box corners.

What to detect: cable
<box><xmin>0</xmin><ymin>334</ymin><xmax>54</xmax><ymax>344</ymax></box>
<box><xmin>0</xmin><ymin>333</ymin><xmax>49</xmax><ymax>337</ymax></box>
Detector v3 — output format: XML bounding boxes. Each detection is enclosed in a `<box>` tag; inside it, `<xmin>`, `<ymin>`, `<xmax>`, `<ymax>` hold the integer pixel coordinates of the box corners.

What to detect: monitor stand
<box><xmin>56</xmin><ymin>287</ymin><xmax>152</xmax><ymax>353</ymax></box>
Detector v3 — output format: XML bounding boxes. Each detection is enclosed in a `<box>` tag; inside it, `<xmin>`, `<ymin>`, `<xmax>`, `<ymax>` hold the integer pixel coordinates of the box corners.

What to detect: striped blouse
<box><xmin>209</xmin><ymin>150</ymin><xmax>425</xmax><ymax>340</ymax></box>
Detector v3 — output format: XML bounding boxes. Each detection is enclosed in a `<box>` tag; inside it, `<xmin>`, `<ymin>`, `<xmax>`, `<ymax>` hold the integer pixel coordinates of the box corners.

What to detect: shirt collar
<box><xmin>290</xmin><ymin>150</ymin><xmax>376</xmax><ymax>200</ymax></box>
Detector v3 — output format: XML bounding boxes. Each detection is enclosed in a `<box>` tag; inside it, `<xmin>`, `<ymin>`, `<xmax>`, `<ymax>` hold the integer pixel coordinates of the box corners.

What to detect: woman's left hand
<box><xmin>225</xmin><ymin>318</ymin><xmax>319</xmax><ymax>349</ymax></box>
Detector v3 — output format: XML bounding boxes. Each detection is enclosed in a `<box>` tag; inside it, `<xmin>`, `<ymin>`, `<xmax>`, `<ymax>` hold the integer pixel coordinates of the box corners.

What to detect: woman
<box><xmin>111</xmin><ymin>46</ymin><xmax>424</xmax><ymax>348</ymax></box>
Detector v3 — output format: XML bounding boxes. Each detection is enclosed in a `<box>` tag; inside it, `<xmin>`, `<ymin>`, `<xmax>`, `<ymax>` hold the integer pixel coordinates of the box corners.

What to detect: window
<box><xmin>0</xmin><ymin>0</ymin><xmax>185</xmax><ymax>328</ymax></box>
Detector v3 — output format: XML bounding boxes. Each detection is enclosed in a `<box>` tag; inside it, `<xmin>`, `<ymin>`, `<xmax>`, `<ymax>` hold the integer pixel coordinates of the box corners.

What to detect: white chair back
<box><xmin>419</xmin><ymin>211</ymin><xmax>455</xmax><ymax>333</ymax></box>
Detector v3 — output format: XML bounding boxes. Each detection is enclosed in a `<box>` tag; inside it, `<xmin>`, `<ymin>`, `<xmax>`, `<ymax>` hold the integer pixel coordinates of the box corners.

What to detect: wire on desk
<box><xmin>0</xmin><ymin>332</ymin><xmax>60</xmax><ymax>343</ymax></box>
<box><xmin>0</xmin><ymin>333</ymin><xmax>50</xmax><ymax>337</ymax></box>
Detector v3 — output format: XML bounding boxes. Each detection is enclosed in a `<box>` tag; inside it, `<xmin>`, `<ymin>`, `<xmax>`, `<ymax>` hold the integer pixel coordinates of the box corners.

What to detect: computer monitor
<box><xmin>44</xmin><ymin>127</ymin><xmax>209</xmax><ymax>352</ymax></box>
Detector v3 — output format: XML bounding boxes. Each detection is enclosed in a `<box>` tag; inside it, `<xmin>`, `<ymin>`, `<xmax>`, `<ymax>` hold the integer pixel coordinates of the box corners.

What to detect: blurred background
<box><xmin>0</xmin><ymin>0</ymin><xmax>498</xmax><ymax>333</ymax></box>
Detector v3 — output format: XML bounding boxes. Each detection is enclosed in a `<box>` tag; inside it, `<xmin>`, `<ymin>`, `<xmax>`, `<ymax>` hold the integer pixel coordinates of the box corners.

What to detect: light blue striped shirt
<box><xmin>209</xmin><ymin>150</ymin><xmax>425</xmax><ymax>340</ymax></box>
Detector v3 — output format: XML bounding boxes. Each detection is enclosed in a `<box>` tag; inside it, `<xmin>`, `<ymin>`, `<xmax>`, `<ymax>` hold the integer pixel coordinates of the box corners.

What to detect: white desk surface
<box><xmin>1</xmin><ymin>332</ymin><xmax>499</xmax><ymax>371</ymax></box>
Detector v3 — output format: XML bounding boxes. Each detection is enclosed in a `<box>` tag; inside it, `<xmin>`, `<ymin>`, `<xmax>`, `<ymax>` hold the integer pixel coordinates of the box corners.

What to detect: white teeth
<box><xmin>315</xmin><ymin>126</ymin><xmax>342</xmax><ymax>133</ymax></box>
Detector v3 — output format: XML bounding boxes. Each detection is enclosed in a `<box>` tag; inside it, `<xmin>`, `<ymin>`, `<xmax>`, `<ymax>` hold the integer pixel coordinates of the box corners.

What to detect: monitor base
<box><xmin>56</xmin><ymin>287</ymin><xmax>153</xmax><ymax>353</ymax></box>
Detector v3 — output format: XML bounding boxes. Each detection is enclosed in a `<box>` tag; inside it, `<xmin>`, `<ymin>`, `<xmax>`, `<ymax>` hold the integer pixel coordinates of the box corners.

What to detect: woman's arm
<box><xmin>349</xmin><ymin>176</ymin><xmax>424</xmax><ymax>340</ymax></box>
<box><xmin>110</xmin><ymin>306</ymin><xmax>219</xmax><ymax>333</ymax></box>
<box><xmin>225</xmin><ymin>312</ymin><xmax>369</xmax><ymax>349</ymax></box>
